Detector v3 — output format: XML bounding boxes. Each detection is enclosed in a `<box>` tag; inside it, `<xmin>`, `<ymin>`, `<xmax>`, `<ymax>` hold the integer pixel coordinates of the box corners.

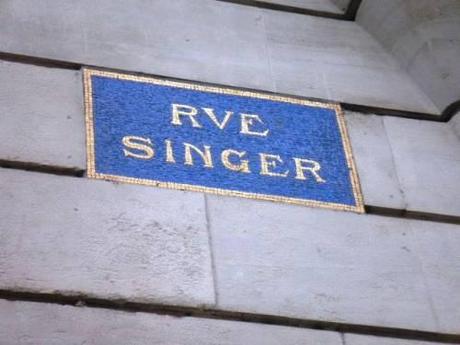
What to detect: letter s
<box><xmin>122</xmin><ymin>136</ymin><xmax>154</xmax><ymax>160</ymax></box>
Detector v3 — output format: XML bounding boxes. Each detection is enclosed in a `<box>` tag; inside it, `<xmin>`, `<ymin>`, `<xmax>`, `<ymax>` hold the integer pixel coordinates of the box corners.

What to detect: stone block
<box><xmin>0</xmin><ymin>299</ymin><xmax>342</xmax><ymax>345</ymax></box>
<box><xmin>0</xmin><ymin>168</ymin><xmax>215</xmax><ymax>307</ymax></box>
<box><xmin>0</xmin><ymin>60</ymin><xmax>85</xmax><ymax>169</ymax></box>
<box><xmin>344</xmin><ymin>112</ymin><xmax>404</xmax><ymax>209</ymax></box>
<box><xmin>208</xmin><ymin>195</ymin><xmax>460</xmax><ymax>332</ymax></box>
<box><xmin>408</xmin><ymin>221</ymin><xmax>460</xmax><ymax>333</ymax></box>
<box><xmin>383</xmin><ymin>116</ymin><xmax>460</xmax><ymax>216</ymax></box>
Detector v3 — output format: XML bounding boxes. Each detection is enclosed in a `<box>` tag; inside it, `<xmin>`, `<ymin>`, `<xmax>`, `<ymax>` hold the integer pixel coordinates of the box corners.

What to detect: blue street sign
<box><xmin>84</xmin><ymin>69</ymin><xmax>363</xmax><ymax>212</ymax></box>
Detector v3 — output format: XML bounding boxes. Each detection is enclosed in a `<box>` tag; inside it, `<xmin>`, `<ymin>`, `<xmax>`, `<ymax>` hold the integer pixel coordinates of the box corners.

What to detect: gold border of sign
<box><xmin>83</xmin><ymin>68</ymin><xmax>364</xmax><ymax>213</ymax></box>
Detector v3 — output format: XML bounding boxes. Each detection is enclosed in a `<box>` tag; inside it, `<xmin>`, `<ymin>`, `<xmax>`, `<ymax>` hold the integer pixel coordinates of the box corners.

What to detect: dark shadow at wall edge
<box><xmin>344</xmin><ymin>0</ymin><xmax>363</xmax><ymax>20</ymax></box>
<box><xmin>441</xmin><ymin>100</ymin><xmax>460</xmax><ymax>122</ymax></box>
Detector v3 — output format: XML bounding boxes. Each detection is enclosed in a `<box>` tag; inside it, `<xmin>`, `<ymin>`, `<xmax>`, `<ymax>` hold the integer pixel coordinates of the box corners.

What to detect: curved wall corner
<box><xmin>356</xmin><ymin>0</ymin><xmax>460</xmax><ymax>117</ymax></box>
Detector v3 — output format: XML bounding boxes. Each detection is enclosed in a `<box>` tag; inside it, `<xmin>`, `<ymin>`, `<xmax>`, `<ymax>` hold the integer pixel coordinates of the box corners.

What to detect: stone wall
<box><xmin>1</xmin><ymin>1</ymin><xmax>459</xmax><ymax>344</ymax></box>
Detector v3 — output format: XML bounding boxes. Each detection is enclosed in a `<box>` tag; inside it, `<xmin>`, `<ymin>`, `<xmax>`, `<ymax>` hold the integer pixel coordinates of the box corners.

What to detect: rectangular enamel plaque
<box><xmin>84</xmin><ymin>69</ymin><xmax>364</xmax><ymax>213</ymax></box>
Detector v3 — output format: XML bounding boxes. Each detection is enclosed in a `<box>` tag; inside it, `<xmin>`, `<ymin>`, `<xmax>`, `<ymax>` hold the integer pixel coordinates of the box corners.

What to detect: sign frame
<box><xmin>83</xmin><ymin>68</ymin><xmax>364</xmax><ymax>213</ymax></box>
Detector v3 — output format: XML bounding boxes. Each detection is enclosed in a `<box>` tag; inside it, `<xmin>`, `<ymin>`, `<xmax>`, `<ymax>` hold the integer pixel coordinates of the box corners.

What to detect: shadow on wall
<box><xmin>357</xmin><ymin>0</ymin><xmax>460</xmax><ymax>121</ymax></box>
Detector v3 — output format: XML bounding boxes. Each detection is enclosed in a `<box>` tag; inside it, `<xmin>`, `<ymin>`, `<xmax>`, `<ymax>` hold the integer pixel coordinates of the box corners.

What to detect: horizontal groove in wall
<box><xmin>1</xmin><ymin>51</ymin><xmax>456</xmax><ymax>122</ymax></box>
<box><xmin>1</xmin><ymin>161</ymin><xmax>460</xmax><ymax>225</ymax></box>
<box><xmin>0</xmin><ymin>290</ymin><xmax>459</xmax><ymax>344</ymax></box>
<box><xmin>365</xmin><ymin>206</ymin><xmax>460</xmax><ymax>226</ymax></box>
<box><xmin>216</xmin><ymin>0</ymin><xmax>346</xmax><ymax>20</ymax></box>
<box><xmin>0</xmin><ymin>51</ymin><xmax>81</xmax><ymax>70</ymax></box>
<box><xmin>0</xmin><ymin>160</ymin><xmax>84</xmax><ymax>178</ymax></box>
<box><xmin>340</xmin><ymin>103</ymin><xmax>443</xmax><ymax>122</ymax></box>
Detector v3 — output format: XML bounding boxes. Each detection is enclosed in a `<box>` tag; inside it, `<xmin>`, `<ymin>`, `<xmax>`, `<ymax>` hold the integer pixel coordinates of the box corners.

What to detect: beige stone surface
<box><xmin>0</xmin><ymin>299</ymin><xmax>342</xmax><ymax>345</ymax></box>
<box><xmin>208</xmin><ymin>195</ymin><xmax>460</xmax><ymax>333</ymax></box>
<box><xmin>0</xmin><ymin>168</ymin><xmax>215</xmax><ymax>307</ymax></box>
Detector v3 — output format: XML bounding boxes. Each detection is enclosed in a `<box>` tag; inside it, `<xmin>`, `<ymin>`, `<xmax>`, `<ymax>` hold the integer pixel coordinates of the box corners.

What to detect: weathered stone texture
<box><xmin>0</xmin><ymin>168</ymin><xmax>215</xmax><ymax>307</ymax></box>
<box><xmin>0</xmin><ymin>0</ymin><xmax>439</xmax><ymax>113</ymax></box>
<box><xmin>0</xmin><ymin>299</ymin><xmax>342</xmax><ymax>345</ymax></box>
<box><xmin>357</xmin><ymin>0</ymin><xmax>460</xmax><ymax>111</ymax></box>
<box><xmin>330</xmin><ymin>0</ymin><xmax>350</xmax><ymax>12</ymax></box>
<box><xmin>0</xmin><ymin>60</ymin><xmax>85</xmax><ymax>168</ymax></box>
<box><xmin>263</xmin><ymin>8</ymin><xmax>437</xmax><ymax>113</ymax></box>
<box><xmin>451</xmin><ymin>112</ymin><xmax>460</xmax><ymax>140</ymax></box>
<box><xmin>408</xmin><ymin>220</ymin><xmax>460</xmax><ymax>333</ymax></box>
<box><xmin>345</xmin><ymin>334</ymin><xmax>453</xmax><ymax>345</ymax></box>
<box><xmin>344</xmin><ymin>112</ymin><xmax>405</xmax><ymax>209</ymax></box>
<box><xmin>208</xmin><ymin>195</ymin><xmax>460</xmax><ymax>333</ymax></box>
<box><xmin>2</xmin><ymin>167</ymin><xmax>459</xmax><ymax>334</ymax></box>
<box><xmin>384</xmin><ymin>116</ymin><xmax>460</xmax><ymax>216</ymax></box>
